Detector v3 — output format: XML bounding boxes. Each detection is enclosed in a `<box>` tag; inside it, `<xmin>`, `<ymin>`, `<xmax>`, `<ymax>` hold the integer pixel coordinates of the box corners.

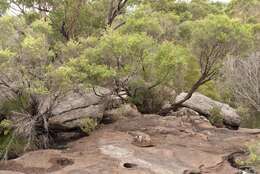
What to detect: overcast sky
<box><xmin>182</xmin><ymin>0</ymin><xmax>231</xmax><ymax>3</ymax></box>
<box><xmin>212</xmin><ymin>0</ymin><xmax>230</xmax><ymax>2</ymax></box>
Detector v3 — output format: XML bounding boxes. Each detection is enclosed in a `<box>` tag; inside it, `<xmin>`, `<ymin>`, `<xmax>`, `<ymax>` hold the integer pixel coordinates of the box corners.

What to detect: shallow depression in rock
<box><xmin>123</xmin><ymin>162</ymin><xmax>138</xmax><ymax>169</ymax></box>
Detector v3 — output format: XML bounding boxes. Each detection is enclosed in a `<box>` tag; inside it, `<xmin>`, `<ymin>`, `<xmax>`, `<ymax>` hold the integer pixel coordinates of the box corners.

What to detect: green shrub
<box><xmin>80</xmin><ymin>118</ymin><xmax>98</xmax><ymax>135</ymax></box>
<box><xmin>248</xmin><ymin>144</ymin><xmax>260</xmax><ymax>164</ymax></box>
<box><xmin>199</xmin><ymin>81</ymin><xmax>221</xmax><ymax>101</ymax></box>
<box><xmin>0</xmin><ymin>119</ymin><xmax>27</xmax><ymax>160</ymax></box>
<box><xmin>0</xmin><ymin>119</ymin><xmax>13</xmax><ymax>136</ymax></box>
<box><xmin>235</xmin><ymin>142</ymin><xmax>260</xmax><ymax>169</ymax></box>
<box><xmin>130</xmin><ymin>85</ymin><xmax>175</xmax><ymax>114</ymax></box>
<box><xmin>0</xmin><ymin>95</ymin><xmax>29</xmax><ymax>116</ymax></box>
<box><xmin>0</xmin><ymin>133</ymin><xmax>26</xmax><ymax>160</ymax></box>
<box><xmin>209</xmin><ymin>107</ymin><xmax>223</xmax><ymax>127</ymax></box>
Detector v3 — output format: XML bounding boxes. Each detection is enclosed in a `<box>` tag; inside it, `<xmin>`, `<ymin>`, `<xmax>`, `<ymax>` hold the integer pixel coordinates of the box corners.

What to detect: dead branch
<box><xmin>107</xmin><ymin>0</ymin><xmax>128</xmax><ymax>26</ymax></box>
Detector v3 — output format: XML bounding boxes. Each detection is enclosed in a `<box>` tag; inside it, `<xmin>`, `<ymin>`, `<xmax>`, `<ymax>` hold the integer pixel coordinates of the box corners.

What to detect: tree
<box><xmin>0</xmin><ymin>0</ymin><xmax>130</xmax><ymax>40</ymax></box>
<box><xmin>221</xmin><ymin>23</ymin><xmax>260</xmax><ymax>112</ymax></box>
<box><xmin>227</xmin><ymin>0</ymin><xmax>260</xmax><ymax>23</ymax></box>
<box><xmin>107</xmin><ymin>0</ymin><xmax>128</xmax><ymax>26</ymax></box>
<box><xmin>0</xmin><ymin>16</ymin><xmax>112</xmax><ymax>153</ymax></box>
<box><xmin>0</xmin><ymin>0</ymin><xmax>9</xmax><ymax>15</ymax></box>
<box><xmin>62</xmin><ymin>30</ymin><xmax>190</xmax><ymax>113</ymax></box>
<box><xmin>144</xmin><ymin>0</ymin><xmax>225</xmax><ymax>20</ymax></box>
<box><xmin>119</xmin><ymin>4</ymin><xmax>180</xmax><ymax>41</ymax></box>
<box><xmin>0</xmin><ymin>0</ymin><xmax>257</xmax><ymax>155</ymax></box>
<box><xmin>223</xmin><ymin>54</ymin><xmax>260</xmax><ymax>112</ymax></box>
<box><xmin>160</xmin><ymin>15</ymin><xmax>253</xmax><ymax>114</ymax></box>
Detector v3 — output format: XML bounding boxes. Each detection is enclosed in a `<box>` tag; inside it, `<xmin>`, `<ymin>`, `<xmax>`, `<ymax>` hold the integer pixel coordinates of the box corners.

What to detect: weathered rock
<box><xmin>49</xmin><ymin>105</ymin><xmax>104</xmax><ymax>130</ymax></box>
<box><xmin>53</xmin><ymin>131</ymin><xmax>86</xmax><ymax>143</ymax></box>
<box><xmin>0</xmin><ymin>172</ymin><xmax>25</xmax><ymax>174</ymax></box>
<box><xmin>169</xmin><ymin>107</ymin><xmax>200</xmax><ymax>117</ymax></box>
<box><xmin>176</xmin><ymin>92</ymin><xmax>241</xmax><ymax>129</ymax></box>
<box><xmin>49</xmin><ymin>88</ymin><xmax>110</xmax><ymax>131</ymax></box>
<box><xmin>43</xmin><ymin>88</ymin><xmax>113</xmax><ymax>142</ymax></box>
<box><xmin>102</xmin><ymin>104</ymin><xmax>141</xmax><ymax>123</ymax></box>
<box><xmin>1</xmin><ymin>114</ymin><xmax>260</xmax><ymax>174</ymax></box>
<box><xmin>128</xmin><ymin>131</ymin><xmax>154</xmax><ymax>147</ymax></box>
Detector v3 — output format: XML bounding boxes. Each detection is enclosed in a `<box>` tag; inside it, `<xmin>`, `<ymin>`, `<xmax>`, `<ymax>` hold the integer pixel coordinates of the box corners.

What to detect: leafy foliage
<box><xmin>227</xmin><ymin>0</ymin><xmax>260</xmax><ymax>23</ymax></box>
<box><xmin>0</xmin><ymin>119</ymin><xmax>12</xmax><ymax>135</ymax></box>
<box><xmin>209</xmin><ymin>106</ymin><xmax>223</xmax><ymax>127</ymax></box>
<box><xmin>80</xmin><ymin>117</ymin><xmax>98</xmax><ymax>135</ymax></box>
<box><xmin>0</xmin><ymin>0</ymin><xmax>258</xmax><ymax>155</ymax></box>
<box><xmin>235</xmin><ymin>142</ymin><xmax>260</xmax><ymax>169</ymax></box>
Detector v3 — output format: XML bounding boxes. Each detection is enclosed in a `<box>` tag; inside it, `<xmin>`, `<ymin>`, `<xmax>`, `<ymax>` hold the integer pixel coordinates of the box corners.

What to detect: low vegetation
<box><xmin>209</xmin><ymin>107</ymin><xmax>223</xmax><ymax>127</ymax></box>
<box><xmin>80</xmin><ymin>118</ymin><xmax>98</xmax><ymax>135</ymax></box>
<box><xmin>235</xmin><ymin>142</ymin><xmax>260</xmax><ymax>170</ymax></box>
<box><xmin>0</xmin><ymin>0</ymin><xmax>259</xmax><ymax>158</ymax></box>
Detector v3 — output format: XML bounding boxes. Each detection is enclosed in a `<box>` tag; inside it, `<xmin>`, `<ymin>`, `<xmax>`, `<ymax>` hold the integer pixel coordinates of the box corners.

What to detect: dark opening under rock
<box><xmin>49</xmin><ymin>143</ymin><xmax>68</xmax><ymax>150</ymax></box>
<box><xmin>101</xmin><ymin>115</ymin><xmax>114</xmax><ymax>124</ymax></box>
<box><xmin>183</xmin><ymin>169</ymin><xmax>201</xmax><ymax>174</ymax></box>
<box><xmin>123</xmin><ymin>163</ymin><xmax>138</xmax><ymax>169</ymax></box>
<box><xmin>55</xmin><ymin>158</ymin><xmax>74</xmax><ymax>166</ymax></box>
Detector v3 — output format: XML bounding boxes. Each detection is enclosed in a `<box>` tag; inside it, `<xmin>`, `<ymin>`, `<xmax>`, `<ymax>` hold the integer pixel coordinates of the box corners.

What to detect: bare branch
<box><xmin>107</xmin><ymin>0</ymin><xmax>128</xmax><ymax>27</ymax></box>
<box><xmin>223</xmin><ymin>53</ymin><xmax>260</xmax><ymax>112</ymax></box>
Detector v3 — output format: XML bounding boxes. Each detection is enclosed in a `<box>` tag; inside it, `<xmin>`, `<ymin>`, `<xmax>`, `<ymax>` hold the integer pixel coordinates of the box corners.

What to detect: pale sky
<box><xmin>182</xmin><ymin>0</ymin><xmax>230</xmax><ymax>3</ymax></box>
<box><xmin>8</xmin><ymin>0</ymin><xmax>231</xmax><ymax>15</ymax></box>
<box><xmin>212</xmin><ymin>0</ymin><xmax>230</xmax><ymax>2</ymax></box>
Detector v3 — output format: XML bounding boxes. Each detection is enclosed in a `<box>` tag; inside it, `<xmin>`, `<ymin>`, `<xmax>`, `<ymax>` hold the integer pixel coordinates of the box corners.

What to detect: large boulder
<box><xmin>176</xmin><ymin>92</ymin><xmax>241</xmax><ymax>129</ymax></box>
<box><xmin>49</xmin><ymin>88</ymin><xmax>110</xmax><ymax>131</ymax></box>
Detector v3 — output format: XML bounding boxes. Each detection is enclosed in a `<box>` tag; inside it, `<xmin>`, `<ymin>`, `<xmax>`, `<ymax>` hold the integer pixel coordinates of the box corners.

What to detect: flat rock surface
<box><xmin>0</xmin><ymin>114</ymin><xmax>260</xmax><ymax>174</ymax></box>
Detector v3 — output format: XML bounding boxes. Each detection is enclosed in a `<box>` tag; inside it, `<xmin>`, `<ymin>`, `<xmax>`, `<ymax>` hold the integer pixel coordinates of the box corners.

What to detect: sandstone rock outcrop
<box><xmin>1</xmin><ymin>113</ymin><xmax>259</xmax><ymax>174</ymax></box>
<box><xmin>176</xmin><ymin>92</ymin><xmax>241</xmax><ymax>129</ymax></box>
<box><xmin>49</xmin><ymin>88</ymin><xmax>110</xmax><ymax>131</ymax></box>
